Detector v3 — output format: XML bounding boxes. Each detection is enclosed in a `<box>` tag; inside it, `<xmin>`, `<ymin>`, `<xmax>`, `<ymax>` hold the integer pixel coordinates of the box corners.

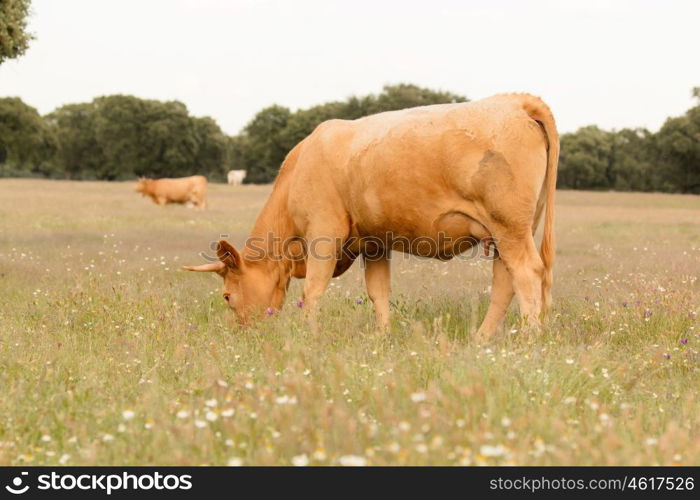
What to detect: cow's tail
<box><xmin>521</xmin><ymin>95</ymin><xmax>559</xmax><ymax>314</ymax></box>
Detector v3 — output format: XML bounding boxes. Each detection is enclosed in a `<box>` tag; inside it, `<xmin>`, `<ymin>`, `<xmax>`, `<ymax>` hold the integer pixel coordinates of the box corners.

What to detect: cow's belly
<box><xmin>351</xmin><ymin>205</ymin><xmax>489</xmax><ymax>260</ymax></box>
<box><xmin>158</xmin><ymin>187</ymin><xmax>192</xmax><ymax>202</ymax></box>
<box><xmin>340</xmin><ymin>129</ymin><xmax>492</xmax><ymax>258</ymax></box>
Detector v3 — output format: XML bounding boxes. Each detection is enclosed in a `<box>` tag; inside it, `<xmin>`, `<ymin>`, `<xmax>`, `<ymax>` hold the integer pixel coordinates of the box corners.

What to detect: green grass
<box><xmin>0</xmin><ymin>179</ymin><xmax>698</xmax><ymax>465</ymax></box>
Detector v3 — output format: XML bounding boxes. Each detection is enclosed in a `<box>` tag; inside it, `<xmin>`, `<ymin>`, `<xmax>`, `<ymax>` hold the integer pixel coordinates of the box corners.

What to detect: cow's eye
<box><xmin>223</xmin><ymin>293</ymin><xmax>231</xmax><ymax>302</ymax></box>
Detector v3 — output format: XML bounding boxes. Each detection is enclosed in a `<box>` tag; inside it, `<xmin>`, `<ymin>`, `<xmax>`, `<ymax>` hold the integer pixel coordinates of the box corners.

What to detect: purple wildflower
<box><xmin>643</xmin><ymin>309</ymin><xmax>652</xmax><ymax>318</ymax></box>
<box><xmin>296</xmin><ymin>300</ymin><xmax>304</xmax><ymax>308</ymax></box>
<box><xmin>621</xmin><ymin>301</ymin><xmax>628</xmax><ymax>308</ymax></box>
<box><xmin>664</xmin><ymin>353</ymin><xmax>671</xmax><ymax>360</ymax></box>
<box><xmin>680</xmin><ymin>338</ymin><xmax>688</xmax><ymax>345</ymax></box>
<box><xmin>266</xmin><ymin>308</ymin><xmax>274</xmax><ymax>316</ymax></box>
<box><xmin>355</xmin><ymin>298</ymin><xmax>364</xmax><ymax>305</ymax></box>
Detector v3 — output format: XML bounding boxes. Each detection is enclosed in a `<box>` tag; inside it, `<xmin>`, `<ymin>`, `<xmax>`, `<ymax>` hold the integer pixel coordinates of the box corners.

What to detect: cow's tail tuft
<box><xmin>521</xmin><ymin>95</ymin><xmax>559</xmax><ymax>314</ymax></box>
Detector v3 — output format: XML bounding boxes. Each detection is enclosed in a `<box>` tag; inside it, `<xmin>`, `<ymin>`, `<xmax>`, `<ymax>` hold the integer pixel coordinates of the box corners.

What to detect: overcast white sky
<box><xmin>1</xmin><ymin>0</ymin><xmax>698</xmax><ymax>135</ymax></box>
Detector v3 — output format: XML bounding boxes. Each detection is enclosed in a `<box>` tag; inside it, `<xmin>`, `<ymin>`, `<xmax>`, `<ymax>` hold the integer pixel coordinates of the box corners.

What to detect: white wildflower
<box><xmin>338</xmin><ymin>455</ymin><xmax>367</xmax><ymax>466</ymax></box>
<box><xmin>291</xmin><ymin>454</ymin><xmax>309</xmax><ymax>466</ymax></box>
<box><xmin>480</xmin><ymin>444</ymin><xmax>506</xmax><ymax>457</ymax></box>
<box><xmin>410</xmin><ymin>392</ymin><xmax>426</xmax><ymax>403</ymax></box>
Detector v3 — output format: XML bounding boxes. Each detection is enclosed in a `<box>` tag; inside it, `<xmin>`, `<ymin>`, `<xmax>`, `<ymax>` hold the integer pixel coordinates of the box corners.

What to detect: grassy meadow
<box><xmin>0</xmin><ymin>178</ymin><xmax>698</xmax><ymax>466</ymax></box>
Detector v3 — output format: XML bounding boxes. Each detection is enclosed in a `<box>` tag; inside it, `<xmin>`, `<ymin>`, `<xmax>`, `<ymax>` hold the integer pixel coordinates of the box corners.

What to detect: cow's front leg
<box><xmin>364</xmin><ymin>252</ymin><xmax>391</xmax><ymax>331</ymax></box>
<box><xmin>476</xmin><ymin>257</ymin><xmax>514</xmax><ymax>341</ymax></box>
<box><xmin>301</xmin><ymin>236</ymin><xmax>339</xmax><ymax>331</ymax></box>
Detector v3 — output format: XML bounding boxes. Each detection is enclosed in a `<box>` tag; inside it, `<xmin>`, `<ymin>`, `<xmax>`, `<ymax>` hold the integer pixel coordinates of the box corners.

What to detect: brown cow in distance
<box><xmin>184</xmin><ymin>93</ymin><xmax>559</xmax><ymax>339</ymax></box>
<box><xmin>135</xmin><ymin>175</ymin><xmax>208</xmax><ymax>209</ymax></box>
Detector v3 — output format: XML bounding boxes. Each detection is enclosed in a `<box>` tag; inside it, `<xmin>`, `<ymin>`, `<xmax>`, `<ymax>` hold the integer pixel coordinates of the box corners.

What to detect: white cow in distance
<box><xmin>227</xmin><ymin>170</ymin><xmax>247</xmax><ymax>185</ymax></box>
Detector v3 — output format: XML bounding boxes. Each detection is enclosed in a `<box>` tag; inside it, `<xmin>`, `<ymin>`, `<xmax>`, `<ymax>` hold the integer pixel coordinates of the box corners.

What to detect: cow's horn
<box><xmin>182</xmin><ymin>262</ymin><xmax>226</xmax><ymax>273</ymax></box>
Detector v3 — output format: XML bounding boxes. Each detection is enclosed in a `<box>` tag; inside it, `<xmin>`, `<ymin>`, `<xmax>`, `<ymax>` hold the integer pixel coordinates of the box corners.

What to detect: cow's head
<box><xmin>183</xmin><ymin>240</ymin><xmax>281</xmax><ymax>325</ymax></box>
<box><xmin>134</xmin><ymin>177</ymin><xmax>149</xmax><ymax>195</ymax></box>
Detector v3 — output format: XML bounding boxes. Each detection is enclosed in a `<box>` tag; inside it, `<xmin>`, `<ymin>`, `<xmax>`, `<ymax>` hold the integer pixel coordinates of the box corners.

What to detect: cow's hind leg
<box><xmin>476</xmin><ymin>257</ymin><xmax>514</xmax><ymax>341</ymax></box>
<box><xmin>473</xmin><ymin>143</ymin><xmax>547</xmax><ymax>334</ymax></box>
<box><xmin>495</xmin><ymin>233</ymin><xmax>544</xmax><ymax>331</ymax></box>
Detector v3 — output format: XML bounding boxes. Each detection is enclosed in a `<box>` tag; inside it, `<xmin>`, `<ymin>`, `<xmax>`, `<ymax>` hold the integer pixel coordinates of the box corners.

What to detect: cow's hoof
<box><xmin>474</xmin><ymin>327</ymin><xmax>498</xmax><ymax>344</ymax></box>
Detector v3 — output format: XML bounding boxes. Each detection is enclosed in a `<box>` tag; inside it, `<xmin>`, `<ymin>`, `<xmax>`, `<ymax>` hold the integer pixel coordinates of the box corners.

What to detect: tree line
<box><xmin>0</xmin><ymin>84</ymin><xmax>466</xmax><ymax>182</ymax></box>
<box><xmin>559</xmin><ymin>87</ymin><xmax>700</xmax><ymax>194</ymax></box>
<box><xmin>1</xmin><ymin>85</ymin><xmax>698</xmax><ymax>191</ymax></box>
<box><xmin>0</xmin><ymin>95</ymin><xmax>233</xmax><ymax>181</ymax></box>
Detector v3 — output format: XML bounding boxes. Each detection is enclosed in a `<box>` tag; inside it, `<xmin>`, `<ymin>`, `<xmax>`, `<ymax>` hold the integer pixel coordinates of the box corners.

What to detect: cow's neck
<box><xmin>243</xmin><ymin>178</ymin><xmax>296</xmax><ymax>290</ymax></box>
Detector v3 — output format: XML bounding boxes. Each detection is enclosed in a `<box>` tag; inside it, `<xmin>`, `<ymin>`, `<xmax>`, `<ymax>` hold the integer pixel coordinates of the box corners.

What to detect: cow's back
<box><xmin>294</xmin><ymin>96</ymin><xmax>534</xmax><ymax>180</ymax></box>
<box><xmin>286</xmin><ymin>95</ymin><xmax>548</xmax><ymax>238</ymax></box>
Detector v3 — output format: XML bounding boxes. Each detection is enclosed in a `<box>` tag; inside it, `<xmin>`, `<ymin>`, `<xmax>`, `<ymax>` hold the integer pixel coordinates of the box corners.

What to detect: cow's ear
<box><xmin>217</xmin><ymin>240</ymin><xmax>243</xmax><ymax>271</ymax></box>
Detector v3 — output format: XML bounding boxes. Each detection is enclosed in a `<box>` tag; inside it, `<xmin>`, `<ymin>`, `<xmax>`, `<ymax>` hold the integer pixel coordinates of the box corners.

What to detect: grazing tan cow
<box><xmin>135</xmin><ymin>175</ymin><xmax>208</xmax><ymax>209</ymax></box>
<box><xmin>185</xmin><ymin>94</ymin><xmax>558</xmax><ymax>338</ymax></box>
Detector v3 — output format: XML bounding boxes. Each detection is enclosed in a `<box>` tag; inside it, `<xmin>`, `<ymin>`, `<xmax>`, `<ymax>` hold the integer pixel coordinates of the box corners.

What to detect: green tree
<box><xmin>610</xmin><ymin>128</ymin><xmax>661</xmax><ymax>192</ymax></box>
<box><xmin>0</xmin><ymin>0</ymin><xmax>33</xmax><ymax>64</ymax></box>
<box><xmin>239</xmin><ymin>105</ymin><xmax>292</xmax><ymax>183</ymax></box>
<box><xmin>91</xmin><ymin>96</ymin><xmax>231</xmax><ymax>180</ymax></box>
<box><xmin>656</xmin><ymin>90</ymin><xmax>700</xmax><ymax>193</ymax></box>
<box><xmin>45</xmin><ymin>95</ymin><xmax>232</xmax><ymax>181</ymax></box>
<box><xmin>0</xmin><ymin>97</ymin><xmax>55</xmax><ymax>176</ymax></box>
<box><xmin>135</xmin><ymin>99</ymin><xmax>198</xmax><ymax>179</ymax></box>
<box><xmin>45</xmin><ymin>102</ymin><xmax>103</xmax><ymax>179</ymax></box>
<box><xmin>92</xmin><ymin>95</ymin><xmax>150</xmax><ymax>180</ymax></box>
<box><xmin>558</xmin><ymin>126</ymin><xmax>615</xmax><ymax>190</ymax></box>
<box><xmin>192</xmin><ymin>116</ymin><xmax>231</xmax><ymax>182</ymax></box>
